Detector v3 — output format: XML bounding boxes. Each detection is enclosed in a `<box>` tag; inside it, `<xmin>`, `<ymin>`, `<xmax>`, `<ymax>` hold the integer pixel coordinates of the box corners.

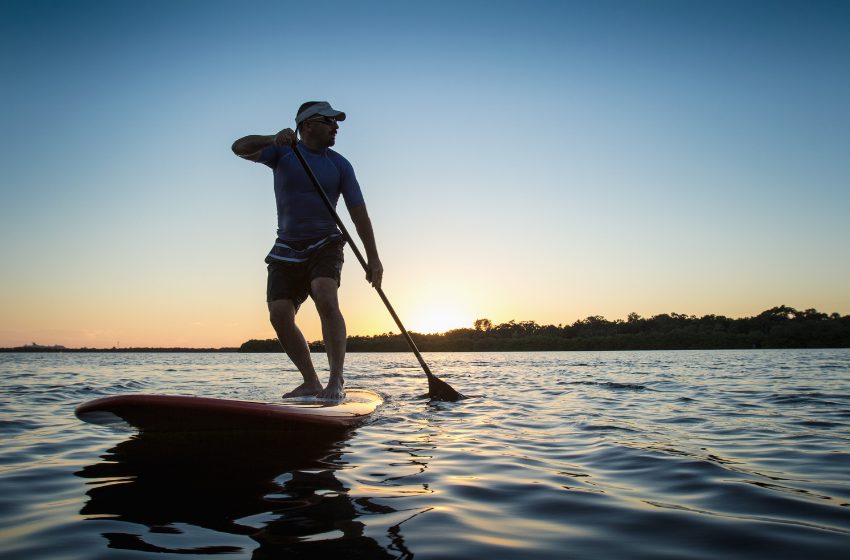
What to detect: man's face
<box><xmin>305</xmin><ymin>116</ymin><xmax>339</xmax><ymax>148</ymax></box>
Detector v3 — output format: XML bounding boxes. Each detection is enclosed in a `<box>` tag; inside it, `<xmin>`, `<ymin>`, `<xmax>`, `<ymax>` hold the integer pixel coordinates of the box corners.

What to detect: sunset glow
<box><xmin>0</xmin><ymin>2</ymin><xmax>848</xmax><ymax>348</ymax></box>
<box><xmin>408</xmin><ymin>303</ymin><xmax>474</xmax><ymax>335</ymax></box>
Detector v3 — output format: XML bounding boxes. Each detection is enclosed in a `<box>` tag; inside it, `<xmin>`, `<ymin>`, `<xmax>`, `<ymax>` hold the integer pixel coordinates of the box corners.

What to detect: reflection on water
<box><xmin>2</xmin><ymin>350</ymin><xmax>850</xmax><ymax>559</ymax></box>
<box><xmin>75</xmin><ymin>430</ymin><xmax>405</xmax><ymax>557</ymax></box>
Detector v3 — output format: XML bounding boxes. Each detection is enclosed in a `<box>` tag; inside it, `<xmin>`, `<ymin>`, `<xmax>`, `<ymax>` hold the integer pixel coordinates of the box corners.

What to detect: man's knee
<box><xmin>268</xmin><ymin>299</ymin><xmax>297</xmax><ymax>330</ymax></box>
<box><xmin>311</xmin><ymin>278</ymin><xmax>340</xmax><ymax>318</ymax></box>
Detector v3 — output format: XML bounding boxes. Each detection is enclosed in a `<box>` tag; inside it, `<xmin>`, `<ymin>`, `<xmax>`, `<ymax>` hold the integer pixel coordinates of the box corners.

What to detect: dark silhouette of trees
<box><xmin>238</xmin><ymin>305</ymin><xmax>849</xmax><ymax>353</ymax></box>
<box><xmin>474</xmin><ymin>319</ymin><xmax>492</xmax><ymax>331</ymax></box>
<box><xmin>1</xmin><ymin>346</ymin><xmax>238</xmax><ymax>353</ymax></box>
<box><xmin>238</xmin><ymin>339</ymin><xmax>283</xmax><ymax>352</ymax></box>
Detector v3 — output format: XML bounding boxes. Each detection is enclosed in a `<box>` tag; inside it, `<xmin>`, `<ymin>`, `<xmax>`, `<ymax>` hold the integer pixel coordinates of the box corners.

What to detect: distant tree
<box><xmin>518</xmin><ymin>320</ymin><xmax>541</xmax><ymax>336</ymax></box>
<box><xmin>474</xmin><ymin>318</ymin><xmax>493</xmax><ymax>331</ymax></box>
<box><xmin>239</xmin><ymin>339</ymin><xmax>283</xmax><ymax>352</ymax></box>
<box><xmin>794</xmin><ymin>308</ymin><xmax>828</xmax><ymax>321</ymax></box>
<box><xmin>758</xmin><ymin>305</ymin><xmax>797</xmax><ymax>321</ymax></box>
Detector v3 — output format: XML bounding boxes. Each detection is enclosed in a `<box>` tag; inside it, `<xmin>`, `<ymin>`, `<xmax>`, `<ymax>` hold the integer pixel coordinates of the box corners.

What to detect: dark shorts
<box><xmin>266</xmin><ymin>237</ymin><xmax>345</xmax><ymax>312</ymax></box>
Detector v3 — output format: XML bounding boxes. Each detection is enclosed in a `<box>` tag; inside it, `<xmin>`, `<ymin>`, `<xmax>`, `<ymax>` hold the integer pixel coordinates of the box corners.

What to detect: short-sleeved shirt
<box><xmin>257</xmin><ymin>142</ymin><xmax>365</xmax><ymax>241</ymax></box>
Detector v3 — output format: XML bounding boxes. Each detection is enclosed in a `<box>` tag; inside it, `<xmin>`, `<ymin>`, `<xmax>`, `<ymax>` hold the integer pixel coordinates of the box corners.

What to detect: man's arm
<box><xmin>348</xmin><ymin>204</ymin><xmax>383</xmax><ymax>290</ymax></box>
<box><xmin>231</xmin><ymin>129</ymin><xmax>297</xmax><ymax>161</ymax></box>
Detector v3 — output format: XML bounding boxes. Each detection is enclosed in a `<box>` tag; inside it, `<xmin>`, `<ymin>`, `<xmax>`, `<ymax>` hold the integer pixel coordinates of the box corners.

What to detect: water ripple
<box><xmin>1</xmin><ymin>349</ymin><xmax>849</xmax><ymax>559</ymax></box>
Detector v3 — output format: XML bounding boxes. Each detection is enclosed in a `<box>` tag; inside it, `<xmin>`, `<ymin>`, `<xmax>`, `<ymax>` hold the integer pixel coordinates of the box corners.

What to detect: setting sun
<box><xmin>408</xmin><ymin>303</ymin><xmax>473</xmax><ymax>334</ymax></box>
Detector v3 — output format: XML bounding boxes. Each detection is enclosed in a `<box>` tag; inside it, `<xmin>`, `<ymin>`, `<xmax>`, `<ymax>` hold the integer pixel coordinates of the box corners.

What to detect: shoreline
<box><xmin>2</xmin><ymin>346</ymin><xmax>848</xmax><ymax>353</ymax></box>
<box><xmin>0</xmin><ymin>347</ymin><xmax>239</xmax><ymax>353</ymax></box>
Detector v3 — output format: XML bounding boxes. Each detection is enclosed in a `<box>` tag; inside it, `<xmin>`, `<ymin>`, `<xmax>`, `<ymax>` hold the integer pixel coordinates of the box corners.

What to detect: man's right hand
<box><xmin>275</xmin><ymin>128</ymin><xmax>297</xmax><ymax>147</ymax></box>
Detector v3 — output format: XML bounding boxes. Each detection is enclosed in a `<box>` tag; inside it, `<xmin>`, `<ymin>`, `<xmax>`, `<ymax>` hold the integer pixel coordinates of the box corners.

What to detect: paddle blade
<box><xmin>427</xmin><ymin>374</ymin><xmax>465</xmax><ymax>402</ymax></box>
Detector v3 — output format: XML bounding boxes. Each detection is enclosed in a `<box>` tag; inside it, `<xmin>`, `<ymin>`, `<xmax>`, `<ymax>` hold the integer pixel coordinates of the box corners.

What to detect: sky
<box><xmin>1</xmin><ymin>0</ymin><xmax>848</xmax><ymax>348</ymax></box>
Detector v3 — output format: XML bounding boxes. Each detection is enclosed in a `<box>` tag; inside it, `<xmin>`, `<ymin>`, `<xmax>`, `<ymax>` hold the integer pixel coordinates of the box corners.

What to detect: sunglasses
<box><xmin>306</xmin><ymin>115</ymin><xmax>337</xmax><ymax>125</ymax></box>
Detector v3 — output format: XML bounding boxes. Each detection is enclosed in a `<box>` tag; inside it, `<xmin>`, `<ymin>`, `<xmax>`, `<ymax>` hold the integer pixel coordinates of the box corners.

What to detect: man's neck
<box><xmin>300</xmin><ymin>135</ymin><xmax>328</xmax><ymax>152</ymax></box>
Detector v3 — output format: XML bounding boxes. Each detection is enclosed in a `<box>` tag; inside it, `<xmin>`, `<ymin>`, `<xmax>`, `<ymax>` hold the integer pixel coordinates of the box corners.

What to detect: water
<box><xmin>1</xmin><ymin>350</ymin><xmax>849</xmax><ymax>559</ymax></box>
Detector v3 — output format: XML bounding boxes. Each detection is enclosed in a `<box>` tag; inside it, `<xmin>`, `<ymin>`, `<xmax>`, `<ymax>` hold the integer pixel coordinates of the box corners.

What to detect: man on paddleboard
<box><xmin>232</xmin><ymin>102</ymin><xmax>383</xmax><ymax>399</ymax></box>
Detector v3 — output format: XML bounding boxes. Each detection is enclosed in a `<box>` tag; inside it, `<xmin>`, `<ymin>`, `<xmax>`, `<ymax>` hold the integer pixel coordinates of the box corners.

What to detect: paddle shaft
<box><xmin>290</xmin><ymin>144</ymin><xmax>436</xmax><ymax>379</ymax></box>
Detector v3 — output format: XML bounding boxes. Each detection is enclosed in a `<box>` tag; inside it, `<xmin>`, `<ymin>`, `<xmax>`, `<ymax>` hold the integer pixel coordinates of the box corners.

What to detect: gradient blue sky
<box><xmin>1</xmin><ymin>0</ymin><xmax>848</xmax><ymax>348</ymax></box>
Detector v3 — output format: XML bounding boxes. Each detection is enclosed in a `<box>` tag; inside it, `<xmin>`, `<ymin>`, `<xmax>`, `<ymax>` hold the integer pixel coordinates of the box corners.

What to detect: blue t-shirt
<box><xmin>257</xmin><ymin>143</ymin><xmax>365</xmax><ymax>241</ymax></box>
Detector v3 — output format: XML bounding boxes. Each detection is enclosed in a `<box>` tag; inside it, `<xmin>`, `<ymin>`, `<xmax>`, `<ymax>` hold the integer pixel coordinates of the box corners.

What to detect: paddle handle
<box><xmin>290</xmin><ymin>144</ymin><xmax>435</xmax><ymax>378</ymax></box>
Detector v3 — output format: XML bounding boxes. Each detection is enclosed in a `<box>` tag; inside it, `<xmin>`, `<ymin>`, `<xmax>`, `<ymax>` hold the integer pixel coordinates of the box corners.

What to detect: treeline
<box><xmin>1</xmin><ymin>347</ymin><xmax>239</xmax><ymax>353</ymax></box>
<box><xmin>238</xmin><ymin>305</ymin><xmax>850</xmax><ymax>352</ymax></box>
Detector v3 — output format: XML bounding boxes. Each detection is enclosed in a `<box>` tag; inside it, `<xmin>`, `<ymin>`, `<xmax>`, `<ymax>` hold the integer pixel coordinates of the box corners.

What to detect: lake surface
<box><xmin>1</xmin><ymin>350</ymin><xmax>849</xmax><ymax>559</ymax></box>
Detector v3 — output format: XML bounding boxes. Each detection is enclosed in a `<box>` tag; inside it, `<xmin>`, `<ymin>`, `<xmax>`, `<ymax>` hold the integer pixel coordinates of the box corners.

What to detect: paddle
<box><xmin>290</xmin><ymin>142</ymin><xmax>464</xmax><ymax>401</ymax></box>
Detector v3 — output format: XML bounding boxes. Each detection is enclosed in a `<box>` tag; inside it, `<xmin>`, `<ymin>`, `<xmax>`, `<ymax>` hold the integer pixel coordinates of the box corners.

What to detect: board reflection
<box><xmin>75</xmin><ymin>429</ymin><xmax>407</xmax><ymax>558</ymax></box>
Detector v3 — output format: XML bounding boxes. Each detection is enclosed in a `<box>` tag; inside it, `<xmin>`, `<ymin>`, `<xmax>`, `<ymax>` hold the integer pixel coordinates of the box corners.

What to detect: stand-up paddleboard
<box><xmin>75</xmin><ymin>389</ymin><xmax>382</xmax><ymax>433</ymax></box>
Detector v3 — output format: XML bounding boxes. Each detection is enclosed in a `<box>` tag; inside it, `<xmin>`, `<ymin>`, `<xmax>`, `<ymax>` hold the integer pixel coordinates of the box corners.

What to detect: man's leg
<box><xmin>268</xmin><ymin>299</ymin><xmax>323</xmax><ymax>398</ymax></box>
<box><xmin>311</xmin><ymin>277</ymin><xmax>346</xmax><ymax>398</ymax></box>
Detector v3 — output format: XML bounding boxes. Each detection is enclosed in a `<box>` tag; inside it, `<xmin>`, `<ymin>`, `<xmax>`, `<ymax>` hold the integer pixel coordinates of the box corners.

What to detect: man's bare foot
<box><xmin>282</xmin><ymin>381</ymin><xmax>322</xmax><ymax>399</ymax></box>
<box><xmin>316</xmin><ymin>378</ymin><xmax>345</xmax><ymax>400</ymax></box>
